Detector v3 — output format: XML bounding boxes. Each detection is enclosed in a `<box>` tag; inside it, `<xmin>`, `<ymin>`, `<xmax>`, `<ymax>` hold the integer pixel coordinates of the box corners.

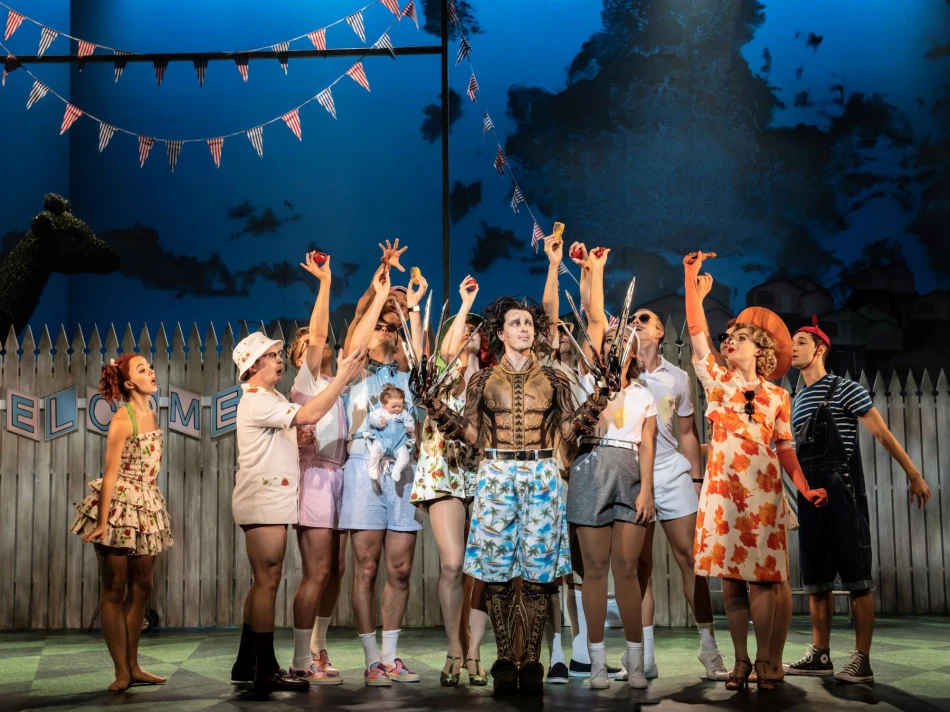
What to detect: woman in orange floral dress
<box><xmin>683</xmin><ymin>251</ymin><xmax>827</xmax><ymax>691</ymax></box>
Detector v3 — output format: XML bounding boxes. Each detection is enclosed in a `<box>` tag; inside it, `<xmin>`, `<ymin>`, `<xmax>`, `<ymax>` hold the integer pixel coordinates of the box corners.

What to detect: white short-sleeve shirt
<box><xmin>291</xmin><ymin>366</ymin><xmax>347</xmax><ymax>464</ymax></box>
<box><xmin>579</xmin><ymin>373</ymin><xmax>658</xmax><ymax>445</ymax></box>
<box><xmin>637</xmin><ymin>356</ymin><xmax>695</xmax><ymax>480</ymax></box>
<box><xmin>232</xmin><ymin>383</ymin><xmax>302</xmax><ymax>525</ymax></box>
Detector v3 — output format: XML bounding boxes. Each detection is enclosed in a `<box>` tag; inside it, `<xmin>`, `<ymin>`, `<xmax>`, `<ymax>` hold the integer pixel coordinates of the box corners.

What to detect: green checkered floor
<box><xmin>2</xmin><ymin>616</ymin><xmax>949</xmax><ymax>711</ymax></box>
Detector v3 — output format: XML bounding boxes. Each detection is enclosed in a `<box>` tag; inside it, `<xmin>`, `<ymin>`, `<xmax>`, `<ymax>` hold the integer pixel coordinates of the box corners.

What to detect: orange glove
<box><xmin>777</xmin><ymin>447</ymin><xmax>828</xmax><ymax>507</ymax></box>
<box><xmin>683</xmin><ymin>251</ymin><xmax>714</xmax><ymax>336</ymax></box>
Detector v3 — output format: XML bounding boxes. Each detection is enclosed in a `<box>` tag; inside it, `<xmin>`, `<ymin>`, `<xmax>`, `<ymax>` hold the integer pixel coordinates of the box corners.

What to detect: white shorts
<box><xmin>652</xmin><ymin>451</ymin><xmax>699</xmax><ymax>522</ymax></box>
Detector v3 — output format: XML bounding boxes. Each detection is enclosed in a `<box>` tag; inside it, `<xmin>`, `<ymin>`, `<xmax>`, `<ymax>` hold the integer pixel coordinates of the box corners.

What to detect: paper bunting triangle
<box><xmin>60</xmin><ymin>104</ymin><xmax>82</xmax><ymax>135</ymax></box>
<box><xmin>382</xmin><ymin>0</ymin><xmax>402</xmax><ymax>20</ymax></box>
<box><xmin>272</xmin><ymin>42</ymin><xmax>289</xmax><ymax>74</ymax></box>
<box><xmin>194</xmin><ymin>56</ymin><xmax>208</xmax><ymax>86</ymax></box>
<box><xmin>78</xmin><ymin>41</ymin><xmax>96</xmax><ymax>71</ymax></box>
<box><xmin>208</xmin><ymin>137</ymin><xmax>223</xmax><ymax>168</ymax></box>
<box><xmin>316</xmin><ymin>87</ymin><xmax>336</xmax><ymax>119</ymax></box>
<box><xmin>26</xmin><ymin>80</ymin><xmax>48</xmax><ymax>109</ymax></box>
<box><xmin>531</xmin><ymin>222</ymin><xmax>544</xmax><ymax>253</ymax></box>
<box><xmin>456</xmin><ymin>36</ymin><xmax>471</xmax><ymax>66</ymax></box>
<box><xmin>346</xmin><ymin>61</ymin><xmax>370</xmax><ymax>92</ymax></box>
<box><xmin>494</xmin><ymin>148</ymin><xmax>507</xmax><ymax>174</ymax></box>
<box><xmin>483</xmin><ymin>111</ymin><xmax>494</xmax><ymax>135</ymax></box>
<box><xmin>402</xmin><ymin>0</ymin><xmax>419</xmax><ymax>29</ymax></box>
<box><xmin>247</xmin><ymin>126</ymin><xmax>263</xmax><ymax>157</ymax></box>
<box><xmin>138</xmin><ymin>136</ymin><xmax>154</xmax><ymax>167</ymax></box>
<box><xmin>282</xmin><ymin>109</ymin><xmax>302</xmax><ymax>140</ymax></box>
<box><xmin>448</xmin><ymin>1</ymin><xmax>458</xmax><ymax>25</ymax></box>
<box><xmin>345</xmin><ymin>12</ymin><xmax>365</xmax><ymax>43</ymax></box>
<box><xmin>154</xmin><ymin>58</ymin><xmax>168</xmax><ymax>86</ymax></box>
<box><xmin>467</xmin><ymin>72</ymin><xmax>478</xmax><ymax>102</ymax></box>
<box><xmin>308</xmin><ymin>29</ymin><xmax>326</xmax><ymax>51</ymax></box>
<box><xmin>234</xmin><ymin>53</ymin><xmax>249</xmax><ymax>83</ymax></box>
<box><xmin>38</xmin><ymin>27</ymin><xmax>58</xmax><ymax>56</ymax></box>
<box><xmin>4</xmin><ymin>10</ymin><xmax>24</xmax><ymax>41</ymax></box>
<box><xmin>373</xmin><ymin>33</ymin><xmax>395</xmax><ymax>60</ymax></box>
<box><xmin>113</xmin><ymin>51</ymin><xmax>130</xmax><ymax>82</ymax></box>
<box><xmin>167</xmin><ymin>140</ymin><xmax>182</xmax><ymax>172</ymax></box>
<box><xmin>2</xmin><ymin>53</ymin><xmax>20</xmax><ymax>86</ymax></box>
<box><xmin>98</xmin><ymin>123</ymin><xmax>116</xmax><ymax>152</ymax></box>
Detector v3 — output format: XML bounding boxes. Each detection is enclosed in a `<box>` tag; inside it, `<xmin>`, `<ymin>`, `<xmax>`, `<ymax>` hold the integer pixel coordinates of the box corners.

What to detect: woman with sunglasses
<box><xmin>683</xmin><ymin>251</ymin><xmax>828</xmax><ymax>692</ymax></box>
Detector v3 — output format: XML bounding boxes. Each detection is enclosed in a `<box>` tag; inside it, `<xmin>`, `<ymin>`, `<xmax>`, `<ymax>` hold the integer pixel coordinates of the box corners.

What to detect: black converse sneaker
<box><xmin>784</xmin><ymin>644</ymin><xmax>834</xmax><ymax>676</ymax></box>
<box><xmin>835</xmin><ymin>649</ymin><xmax>874</xmax><ymax>683</ymax></box>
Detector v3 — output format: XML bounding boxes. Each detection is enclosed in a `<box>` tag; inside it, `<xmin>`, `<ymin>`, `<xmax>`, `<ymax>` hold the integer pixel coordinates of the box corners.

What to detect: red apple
<box><xmin>593</xmin><ymin>248</ymin><xmax>605</xmax><ymax>258</ymax></box>
<box><xmin>570</xmin><ymin>246</ymin><xmax>584</xmax><ymax>260</ymax></box>
<box><xmin>312</xmin><ymin>251</ymin><xmax>328</xmax><ymax>265</ymax></box>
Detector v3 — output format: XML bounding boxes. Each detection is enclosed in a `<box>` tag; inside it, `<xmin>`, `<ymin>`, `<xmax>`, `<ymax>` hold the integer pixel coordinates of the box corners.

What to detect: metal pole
<box><xmin>441</xmin><ymin>0</ymin><xmax>451</xmax><ymax>307</ymax></box>
<box><xmin>9</xmin><ymin>47</ymin><xmax>441</xmax><ymax>63</ymax></box>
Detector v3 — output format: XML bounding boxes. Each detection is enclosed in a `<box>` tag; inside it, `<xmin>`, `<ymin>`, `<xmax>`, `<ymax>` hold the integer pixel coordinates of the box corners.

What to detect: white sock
<box><xmin>697</xmin><ymin>621</ymin><xmax>718</xmax><ymax>651</ymax></box>
<box><xmin>292</xmin><ymin>628</ymin><xmax>314</xmax><ymax>671</ymax></box>
<box><xmin>643</xmin><ymin>626</ymin><xmax>655</xmax><ymax>670</ymax></box>
<box><xmin>381</xmin><ymin>629</ymin><xmax>400</xmax><ymax>667</ymax></box>
<box><xmin>588</xmin><ymin>640</ymin><xmax>606</xmax><ymax>668</ymax></box>
<box><xmin>360</xmin><ymin>631</ymin><xmax>381</xmax><ymax>669</ymax></box>
<box><xmin>550</xmin><ymin>632</ymin><xmax>566</xmax><ymax>667</ymax></box>
<box><xmin>311</xmin><ymin>615</ymin><xmax>331</xmax><ymax>656</ymax></box>
<box><xmin>572</xmin><ymin>590</ymin><xmax>590</xmax><ymax>664</ymax></box>
<box><xmin>626</xmin><ymin>641</ymin><xmax>643</xmax><ymax>669</ymax></box>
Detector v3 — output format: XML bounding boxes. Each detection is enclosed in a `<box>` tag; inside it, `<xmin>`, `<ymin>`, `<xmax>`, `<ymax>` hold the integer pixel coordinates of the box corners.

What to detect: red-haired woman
<box><xmin>72</xmin><ymin>354</ymin><xmax>173</xmax><ymax>692</ymax></box>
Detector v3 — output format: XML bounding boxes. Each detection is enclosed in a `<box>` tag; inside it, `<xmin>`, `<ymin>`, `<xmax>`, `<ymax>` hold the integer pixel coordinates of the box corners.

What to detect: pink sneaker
<box><xmin>385</xmin><ymin>658</ymin><xmax>420</xmax><ymax>683</ymax></box>
<box><xmin>314</xmin><ymin>650</ymin><xmax>340</xmax><ymax>676</ymax></box>
<box><xmin>364</xmin><ymin>662</ymin><xmax>393</xmax><ymax>687</ymax></box>
<box><xmin>290</xmin><ymin>662</ymin><xmax>344</xmax><ymax>686</ymax></box>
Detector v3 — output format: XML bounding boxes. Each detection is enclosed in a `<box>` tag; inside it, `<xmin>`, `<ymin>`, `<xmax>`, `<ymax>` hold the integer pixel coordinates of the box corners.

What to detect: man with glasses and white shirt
<box><xmin>229</xmin><ymin>331</ymin><xmax>367</xmax><ymax>692</ymax></box>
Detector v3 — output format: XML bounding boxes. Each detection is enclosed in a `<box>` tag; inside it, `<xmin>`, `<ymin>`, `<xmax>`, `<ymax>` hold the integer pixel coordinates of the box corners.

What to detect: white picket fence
<box><xmin>0</xmin><ymin>320</ymin><xmax>947</xmax><ymax>630</ymax></box>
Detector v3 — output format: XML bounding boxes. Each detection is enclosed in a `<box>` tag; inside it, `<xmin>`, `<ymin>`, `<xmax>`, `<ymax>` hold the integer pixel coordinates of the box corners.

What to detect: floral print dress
<box><xmin>410</xmin><ymin>365</ymin><xmax>481</xmax><ymax>505</ymax></box>
<box><xmin>71</xmin><ymin>404</ymin><xmax>173</xmax><ymax>555</ymax></box>
<box><xmin>692</xmin><ymin>352</ymin><xmax>792</xmax><ymax>582</ymax></box>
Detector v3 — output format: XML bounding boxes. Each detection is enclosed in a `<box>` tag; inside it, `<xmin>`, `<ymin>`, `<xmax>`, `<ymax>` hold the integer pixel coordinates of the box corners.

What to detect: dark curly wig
<box><xmin>480</xmin><ymin>296</ymin><xmax>551</xmax><ymax>358</ymax></box>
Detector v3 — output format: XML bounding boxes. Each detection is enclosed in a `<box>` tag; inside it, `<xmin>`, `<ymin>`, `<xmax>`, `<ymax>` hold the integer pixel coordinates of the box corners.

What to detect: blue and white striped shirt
<box><xmin>791</xmin><ymin>375</ymin><xmax>874</xmax><ymax>459</ymax></box>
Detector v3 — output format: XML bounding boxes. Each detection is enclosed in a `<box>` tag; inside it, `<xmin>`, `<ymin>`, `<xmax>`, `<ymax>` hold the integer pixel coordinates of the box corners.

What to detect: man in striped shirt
<box><xmin>784</xmin><ymin>317</ymin><xmax>930</xmax><ymax>684</ymax></box>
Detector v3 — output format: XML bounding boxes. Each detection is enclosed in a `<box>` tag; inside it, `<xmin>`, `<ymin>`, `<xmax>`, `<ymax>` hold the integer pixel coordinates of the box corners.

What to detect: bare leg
<box><xmin>610</xmin><ymin>522</ymin><xmax>647</xmax><ymax>643</ymax></box>
<box><xmin>661</xmin><ymin>514</ymin><xmax>715</xmax><ymax>623</ymax></box>
<box><xmin>575</xmin><ymin>526</ymin><xmax>613</xmax><ymax>644</ymax></box>
<box><xmin>722</xmin><ymin>578</ymin><xmax>751</xmax><ymax>664</ymax></box>
<box><xmin>98</xmin><ymin>550</ymin><xmax>131</xmax><ymax>691</ymax></box>
<box><xmin>125</xmin><ymin>555</ymin><xmax>164</xmax><ymax>684</ymax></box>
<box><xmin>350</xmin><ymin>530</ymin><xmax>385</xmax><ymax>634</ymax></box>
<box><xmin>811</xmin><ymin>591</ymin><xmax>834</xmax><ymax>648</ymax></box>
<box><xmin>769</xmin><ymin>581</ymin><xmax>792</xmax><ymax>680</ymax></box>
<box><xmin>749</xmin><ymin>582</ymin><xmax>776</xmax><ymax>664</ymax></box>
<box><xmin>429</xmin><ymin>497</ymin><xmax>468</xmax><ymax>675</ymax></box>
<box><xmin>243</xmin><ymin>525</ymin><xmax>288</xmax><ymax>632</ymax></box>
<box><xmin>852</xmin><ymin>589</ymin><xmax>874</xmax><ymax>653</ymax></box>
<box><xmin>639</xmin><ymin>522</ymin><xmax>656</xmax><ymax>627</ymax></box>
<box><xmin>467</xmin><ymin>577</ymin><xmax>488</xmax><ymax>677</ymax></box>
<box><xmin>317</xmin><ymin>531</ymin><xmax>347</xmax><ymax>618</ymax></box>
<box><xmin>381</xmin><ymin>530</ymin><xmax>417</xmax><ymax>631</ymax></box>
<box><xmin>294</xmin><ymin>527</ymin><xmax>337</xmax><ymax>631</ymax></box>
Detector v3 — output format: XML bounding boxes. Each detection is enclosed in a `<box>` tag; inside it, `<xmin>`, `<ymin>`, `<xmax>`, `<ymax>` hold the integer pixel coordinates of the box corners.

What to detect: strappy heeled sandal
<box><xmin>465</xmin><ymin>658</ymin><xmax>488</xmax><ymax>686</ymax></box>
<box><xmin>725</xmin><ymin>659</ymin><xmax>752</xmax><ymax>691</ymax></box>
<box><xmin>754</xmin><ymin>660</ymin><xmax>775</xmax><ymax>690</ymax></box>
<box><xmin>441</xmin><ymin>655</ymin><xmax>462</xmax><ymax>687</ymax></box>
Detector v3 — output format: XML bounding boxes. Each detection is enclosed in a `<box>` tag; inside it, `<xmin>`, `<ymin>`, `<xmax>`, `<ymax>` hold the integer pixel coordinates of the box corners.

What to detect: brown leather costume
<box><xmin>428</xmin><ymin>353</ymin><xmax>607</xmax><ymax>692</ymax></box>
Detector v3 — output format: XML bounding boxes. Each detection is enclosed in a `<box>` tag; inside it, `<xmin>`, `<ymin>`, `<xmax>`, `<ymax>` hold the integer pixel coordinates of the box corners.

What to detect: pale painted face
<box><xmin>497</xmin><ymin>309</ymin><xmax>535</xmax><ymax>353</ymax></box>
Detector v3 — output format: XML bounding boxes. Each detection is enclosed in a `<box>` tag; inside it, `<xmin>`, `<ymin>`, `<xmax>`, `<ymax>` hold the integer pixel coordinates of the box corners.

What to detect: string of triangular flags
<box><xmin>447</xmin><ymin>1</ymin><xmax>580</xmax><ymax>288</ymax></box>
<box><xmin>0</xmin><ymin>0</ymin><xmax>413</xmax><ymax>86</ymax></box>
<box><xmin>0</xmin><ymin>2</ymin><xmax>420</xmax><ymax>172</ymax></box>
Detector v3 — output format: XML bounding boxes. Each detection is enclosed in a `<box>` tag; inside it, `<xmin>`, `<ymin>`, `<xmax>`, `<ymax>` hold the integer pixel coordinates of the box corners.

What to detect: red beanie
<box><xmin>794</xmin><ymin>315</ymin><xmax>831</xmax><ymax>347</ymax></box>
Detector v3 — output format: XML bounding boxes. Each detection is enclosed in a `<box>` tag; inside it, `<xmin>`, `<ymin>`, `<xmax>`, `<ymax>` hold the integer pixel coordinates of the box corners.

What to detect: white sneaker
<box><xmin>588</xmin><ymin>659</ymin><xmax>610</xmax><ymax>689</ymax></box>
<box><xmin>615</xmin><ymin>665</ymin><xmax>628</xmax><ymax>681</ymax></box>
<box><xmin>698</xmin><ymin>647</ymin><xmax>729</xmax><ymax>681</ymax></box>
<box><xmin>622</xmin><ymin>650</ymin><xmax>648</xmax><ymax>689</ymax></box>
<box><xmin>644</xmin><ymin>661</ymin><xmax>658</xmax><ymax>679</ymax></box>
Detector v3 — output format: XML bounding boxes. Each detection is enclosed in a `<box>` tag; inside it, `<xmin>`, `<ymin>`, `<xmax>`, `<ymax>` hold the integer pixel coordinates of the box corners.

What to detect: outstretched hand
<box><xmin>339</xmin><ymin>345</ymin><xmax>369</xmax><ymax>383</ymax></box>
<box><xmin>372</xmin><ymin>264</ymin><xmax>391</xmax><ymax>296</ymax></box>
<box><xmin>300</xmin><ymin>251</ymin><xmax>331</xmax><ymax>281</ymax></box>
<box><xmin>379</xmin><ymin>239</ymin><xmax>408</xmax><ymax>272</ymax></box>
<box><xmin>459</xmin><ymin>275</ymin><xmax>479</xmax><ymax>305</ymax></box>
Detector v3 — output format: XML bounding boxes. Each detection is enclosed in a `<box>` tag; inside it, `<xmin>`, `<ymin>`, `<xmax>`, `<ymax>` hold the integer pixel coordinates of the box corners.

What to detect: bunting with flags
<box><xmin>282</xmin><ymin>109</ymin><xmax>302</xmax><ymax>140</ymax></box>
<box><xmin>4</xmin><ymin>9</ymin><xmax>22</xmax><ymax>41</ymax></box>
<box><xmin>234</xmin><ymin>53</ymin><xmax>249</xmax><ymax>82</ymax></box>
<box><xmin>382</xmin><ymin>0</ymin><xmax>402</xmax><ymax>20</ymax></box>
<box><xmin>208</xmin><ymin>137</ymin><xmax>223</xmax><ymax>168</ymax></box>
<box><xmin>138</xmin><ymin>136</ymin><xmax>154</xmax><ymax>167</ymax></box>
<box><xmin>402</xmin><ymin>0</ymin><xmax>418</xmax><ymax>30</ymax></box>
<box><xmin>448</xmin><ymin>0</ymin><xmax>458</xmax><ymax>25</ymax></box>
<box><xmin>37</xmin><ymin>27</ymin><xmax>57</xmax><ymax>56</ymax></box>
<box><xmin>77</xmin><ymin>40</ymin><xmax>95</xmax><ymax>71</ymax></box>
<box><xmin>59</xmin><ymin>103</ymin><xmax>81</xmax><ymax>134</ymax></box>
<box><xmin>113</xmin><ymin>50</ymin><xmax>130</xmax><ymax>82</ymax></box>
<box><xmin>510</xmin><ymin>185</ymin><xmax>524</xmax><ymax>214</ymax></box>
<box><xmin>166</xmin><ymin>140</ymin><xmax>182</xmax><ymax>171</ymax></box>
<box><xmin>466</xmin><ymin>72</ymin><xmax>478</xmax><ymax>102</ymax></box>
<box><xmin>25</xmin><ymin>78</ymin><xmax>46</xmax><ymax>109</ymax></box>
<box><xmin>193</xmin><ymin>56</ymin><xmax>208</xmax><ymax>86</ymax></box>
<box><xmin>316</xmin><ymin>87</ymin><xmax>336</xmax><ymax>119</ymax></box>
<box><xmin>2</xmin><ymin>52</ymin><xmax>18</xmax><ymax>85</ymax></box>
<box><xmin>346</xmin><ymin>61</ymin><xmax>370</xmax><ymax>91</ymax></box>
<box><xmin>456</xmin><ymin>36</ymin><xmax>471</xmax><ymax>65</ymax></box>
<box><xmin>373</xmin><ymin>32</ymin><xmax>395</xmax><ymax>59</ymax></box>
<box><xmin>346</xmin><ymin>11</ymin><xmax>366</xmax><ymax>43</ymax></box>
<box><xmin>494</xmin><ymin>148</ymin><xmax>506</xmax><ymax>175</ymax></box>
<box><xmin>482</xmin><ymin>111</ymin><xmax>494</xmax><ymax>135</ymax></box>
<box><xmin>308</xmin><ymin>28</ymin><xmax>326</xmax><ymax>51</ymax></box>
<box><xmin>531</xmin><ymin>222</ymin><xmax>544</xmax><ymax>253</ymax></box>
<box><xmin>97</xmin><ymin>123</ymin><xmax>115</xmax><ymax>152</ymax></box>
<box><xmin>246</xmin><ymin>126</ymin><xmax>263</xmax><ymax>157</ymax></box>
<box><xmin>272</xmin><ymin>41</ymin><xmax>290</xmax><ymax>74</ymax></box>
<box><xmin>153</xmin><ymin>58</ymin><xmax>168</xmax><ymax>86</ymax></box>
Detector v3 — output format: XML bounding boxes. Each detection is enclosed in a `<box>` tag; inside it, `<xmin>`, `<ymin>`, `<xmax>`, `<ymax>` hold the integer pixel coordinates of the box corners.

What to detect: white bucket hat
<box><xmin>233</xmin><ymin>332</ymin><xmax>283</xmax><ymax>379</ymax></box>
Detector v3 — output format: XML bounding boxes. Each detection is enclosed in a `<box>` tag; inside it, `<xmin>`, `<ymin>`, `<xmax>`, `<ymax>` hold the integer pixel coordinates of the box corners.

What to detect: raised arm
<box><xmin>343</xmin><ymin>239</ymin><xmax>408</xmax><ymax>354</ymax></box>
<box><xmin>300</xmin><ymin>251</ymin><xmax>332</xmax><ymax>377</ymax></box>
<box><xmin>684</xmin><ymin>251</ymin><xmax>716</xmax><ymax>361</ymax></box>
<box><xmin>586</xmin><ymin>247</ymin><xmax>610</xmax><ymax>361</ymax></box>
<box><xmin>82</xmin><ymin>409</ymin><xmax>134</xmax><ymax>543</ymax></box>
<box><xmin>343</xmin><ymin>265</ymin><xmax>390</xmax><ymax>357</ymax></box>
<box><xmin>406</xmin><ymin>271</ymin><xmax>428</xmax><ymax>367</ymax></box>
<box><xmin>442</xmin><ymin>276</ymin><xmax>479</xmax><ymax>363</ymax></box>
<box><xmin>293</xmin><ymin>346</ymin><xmax>369</xmax><ymax>425</ymax></box>
<box><xmin>542</xmin><ymin>235</ymin><xmax>563</xmax><ymax>349</ymax></box>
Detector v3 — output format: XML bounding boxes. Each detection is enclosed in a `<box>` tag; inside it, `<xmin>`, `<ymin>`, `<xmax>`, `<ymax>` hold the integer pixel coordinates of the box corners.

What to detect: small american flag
<box><xmin>113</xmin><ymin>51</ymin><xmax>130</xmax><ymax>82</ymax></box>
<box><xmin>511</xmin><ymin>185</ymin><xmax>525</xmax><ymax>214</ymax></box>
<box><xmin>60</xmin><ymin>104</ymin><xmax>82</xmax><ymax>135</ymax></box>
<box><xmin>402</xmin><ymin>0</ymin><xmax>419</xmax><ymax>29</ymax></box>
<box><xmin>482</xmin><ymin>111</ymin><xmax>494</xmax><ymax>135</ymax></box>
<box><xmin>346</xmin><ymin>11</ymin><xmax>366</xmax><ymax>43</ymax></box>
<box><xmin>456</xmin><ymin>36</ymin><xmax>471</xmax><ymax>66</ymax></box>
<box><xmin>154</xmin><ymin>58</ymin><xmax>168</xmax><ymax>86</ymax></box>
<box><xmin>308</xmin><ymin>29</ymin><xmax>326</xmax><ymax>51</ymax></box>
<box><xmin>466</xmin><ymin>72</ymin><xmax>478</xmax><ymax>102</ymax></box>
<box><xmin>138</xmin><ymin>136</ymin><xmax>155</xmax><ymax>167</ymax></box>
<box><xmin>78</xmin><ymin>41</ymin><xmax>96</xmax><ymax>71</ymax></box>
<box><xmin>282</xmin><ymin>109</ymin><xmax>302</xmax><ymax>140</ymax></box>
<box><xmin>531</xmin><ymin>222</ymin><xmax>544</xmax><ymax>253</ymax></box>
<box><xmin>558</xmin><ymin>262</ymin><xmax>570</xmax><ymax>276</ymax></box>
<box><xmin>493</xmin><ymin>147</ymin><xmax>506</xmax><ymax>175</ymax></box>
<box><xmin>4</xmin><ymin>10</ymin><xmax>24</xmax><ymax>41</ymax></box>
<box><xmin>347</xmin><ymin>61</ymin><xmax>370</xmax><ymax>91</ymax></box>
<box><xmin>373</xmin><ymin>32</ymin><xmax>395</xmax><ymax>59</ymax></box>
<box><xmin>606</xmin><ymin>315</ymin><xmax>619</xmax><ymax>332</ymax></box>
<box><xmin>194</xmin><ymin>56</ymin><xmax>208</xmax><ymax>86</ymax></box>
<box><xmin>166</xmin><ymin>140</ymin><xmax>183</xmax><ymax>172</ymax></box>
<box><xmin>98</xmin><ymin>123</ymin><xmax>116</xmax><ymax>153</ymax></box>
<box><xmin>234</xmin><ymin>53</ymin><xmax>249</xmax><ymax>82</ymax></box>
<box><xmin>448</xmin><ymin>0</ymin><xmax>458</xmax><ymax>25</ymax></box>
<box><xmin>208</xmin><ymin>137</ymin><xmax>223</xmax><ymax>167</ymax></box>
<box><xmin>247</xmin><ymin>126</ymin><xmax>264</xmax><ymax>157</ymax></box>
<box><xmin>272</xmin><ymin>42</ymin><xmax>290</xmax><ymax>74</ymax></box>
<box><xmin>316</xmin><ymin>87</ymin><xmax>336</xmax><ymax>119</ymax></box>
<box><xmin>26</xmin><ymin>80</ymin><xmax>48</xmax><ymax>109</ymax></box>
<box><xmin>38</xmin><ymin>28</ymin><xmax>58</xmax><ymax>56</ymax></box>
<box><xmin>2</xmin><ymin>54</ymin><xmax>20</xmax><ymax>86</ymax></box>
<box><xmin>382</xmin><ymin>0</ymin><xmax>402</xmax><ymax>19</ymax></box>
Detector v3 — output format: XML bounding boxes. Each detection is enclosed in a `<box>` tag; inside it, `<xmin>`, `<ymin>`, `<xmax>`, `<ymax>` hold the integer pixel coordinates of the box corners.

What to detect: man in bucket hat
<box><xmin>229</xmin><ymin>330</ymin><xmax>367</xmax><ymax>692</ymax></box>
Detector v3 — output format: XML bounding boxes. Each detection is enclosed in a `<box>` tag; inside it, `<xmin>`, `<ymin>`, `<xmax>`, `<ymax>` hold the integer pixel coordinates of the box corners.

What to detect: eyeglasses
<box><xmin>374</xmin><ymin>323</ymin><xmax>399</xmax><ymax>334</ymax></box>
<box><xmin>743</xmin><ymin>390</ymin><xmax>755</xmax><ymax>420</ymax></box>
<box><xmin>632</xmin><ymin>313</ymin><xmax>652</xmax><ymax>324</ymax></box>
<box><xmin>261</xmin><ymin>349</ymin><xmax>286</xmax><ymax>361</ymax></box>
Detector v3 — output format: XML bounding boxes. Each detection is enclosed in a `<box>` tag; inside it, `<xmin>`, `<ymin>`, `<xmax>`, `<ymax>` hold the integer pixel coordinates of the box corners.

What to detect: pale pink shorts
<box><xmin>297</xmin><ymin>454</ymin><xmax>345</xmax><ymax>529</ymax></box>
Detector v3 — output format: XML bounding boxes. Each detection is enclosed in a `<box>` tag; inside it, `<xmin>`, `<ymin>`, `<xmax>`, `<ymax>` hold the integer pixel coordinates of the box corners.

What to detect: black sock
<box><xmin>253</xmin><ymin>631</ymin><xmax>280</xmax><ymax>673</ymax></box>
<box><xmin>236</xmin><ymin>624</ymin><xmax>256</xmax><ymax>668</ymax></box>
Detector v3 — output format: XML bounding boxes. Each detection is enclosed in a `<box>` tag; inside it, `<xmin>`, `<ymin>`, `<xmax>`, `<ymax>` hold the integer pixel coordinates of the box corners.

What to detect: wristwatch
<box><xmin>409</xmin><ymin>305</ymin><xmax>421</xmax><ymax>313</ymax></box>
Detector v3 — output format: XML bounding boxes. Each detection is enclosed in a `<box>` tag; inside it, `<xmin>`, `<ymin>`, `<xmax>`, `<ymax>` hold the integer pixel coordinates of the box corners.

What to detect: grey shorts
<box><xmin>567</xmin><ymin>443</ymin><xmax>643</xmax><ymax>527</ymax></box>
<box><xmin>339</xmin><ymin>453</ymin><xmax>423</xmax><ymax>532</ymax></box>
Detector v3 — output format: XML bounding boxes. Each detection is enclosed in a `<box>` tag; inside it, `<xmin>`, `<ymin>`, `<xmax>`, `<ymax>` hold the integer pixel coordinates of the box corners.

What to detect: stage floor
<box><xmin>1</xmin><ymin>616</ymin><xmax>949</xmax><ymax>711</ymax></box>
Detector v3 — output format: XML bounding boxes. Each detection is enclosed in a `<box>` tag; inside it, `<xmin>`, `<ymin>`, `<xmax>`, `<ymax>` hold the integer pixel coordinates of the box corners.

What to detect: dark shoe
<box><xmin>230</xmin><ymin>661</ymin><xmax>255</xmax><ymax>683</ymax></box>
<box><xmin>724</xmin><ymin>659</ymin><xmax>752</xmax><ymax>691</ymax></box>
<box><xmin>253</xmin><ymin>668</ymin><xmax>310</xmax><ymax>692</ymax></box>
<box><xmin>784</xmin><ymin>644</ymin><xmax>833</xmax><ymax>676</ymax></box>
<box><xmin>569</xmin><ymin>659</ymin><xmax>620</xmax><ymax>678</ymax></box>
<box><xmin>519</xmin><ymin>661</ymin><xmax>545</xmax><ymax>695</ymax></box>
<box><xmin>491</xmin><ymin>659</ymin><xmax>519</xmax><ymax>694</ymax></box>
<box><xmin>835</xmin><ymin>649</ymin><xmax>874</xmax><ymax>683</ymax></box>
<box><xmin>546</xmin><ymin>661</ymin><xmax>569</xmax><ymax>684</ymax></box>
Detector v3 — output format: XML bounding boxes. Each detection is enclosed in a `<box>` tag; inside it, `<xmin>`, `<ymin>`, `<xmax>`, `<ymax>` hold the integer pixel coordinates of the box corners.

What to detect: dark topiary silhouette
<box><xmin>0</xmin><ymin>194</ymin><xmax>120</xmax><ymax>336</ymax></box>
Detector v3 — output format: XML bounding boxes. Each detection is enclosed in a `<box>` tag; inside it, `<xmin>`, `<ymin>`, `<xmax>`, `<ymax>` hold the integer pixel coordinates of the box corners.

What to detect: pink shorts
<box><xmin>297</xmin><ymin>455</ymin><xmax>345</xmax><ymax>529</ymax></box>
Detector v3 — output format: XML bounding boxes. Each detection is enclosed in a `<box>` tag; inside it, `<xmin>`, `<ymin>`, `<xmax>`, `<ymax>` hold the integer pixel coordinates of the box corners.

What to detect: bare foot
<box><xmin>109</xmin><ymin>670</ymin><xmax>131</xmax><ymax>692</ymax></box>
<box><xmin>130</xmin><ymin>667</ymin><xmax>167</xmax><ymax>685</ymax></box>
